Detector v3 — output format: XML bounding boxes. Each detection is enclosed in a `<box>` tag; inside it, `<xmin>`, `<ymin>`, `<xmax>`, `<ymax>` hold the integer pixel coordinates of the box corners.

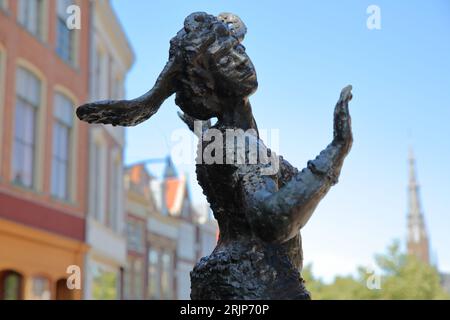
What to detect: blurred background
<box><xmin>0</xmin><ymin>0</ymin><xmax>449</xmax><ymax>300</ymax></box>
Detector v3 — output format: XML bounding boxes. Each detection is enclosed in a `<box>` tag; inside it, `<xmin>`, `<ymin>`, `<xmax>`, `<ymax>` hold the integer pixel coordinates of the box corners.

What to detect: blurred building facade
<box><xmin>0</xmin><ymin>0</ymin><xmax>217</xmax><ymax>300</ymax></box>
<box><xmin>124</xmin><ymin>164</ymin><xmax>153</xmax><ymax>300</ymax></box>
<box><xmin>124</xmin><ymin>163</ymin><xmax>178</xmax><ymax>300</ymax></box>
<box><xmin>83</xmin><ymin>0</ymin><xmax>134</xmax><ymax>300</ymax></box>
<box><xmin>0</xmin><ymin>0</ymin><xmax>91</xmax><ymax>299</ymax></box>
<box><xmin>196</xmin><ymin>205</ymin><xmax>219</xmax><ymax>267</ymax></box>
<box><xmin>124</xmin><ymin>159</ymin><xmax>218</xmax><ymax>300</ymax></box>
<box><xmin>160</xmin><ymin>159</ymin><xmax>197</xmax><ymax>300</ymax></box>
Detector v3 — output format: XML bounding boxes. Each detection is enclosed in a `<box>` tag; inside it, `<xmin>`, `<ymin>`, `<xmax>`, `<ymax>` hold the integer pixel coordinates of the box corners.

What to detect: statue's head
<box><xmin>76</xmin><ymin>12</ymin><xmax>257</xmax><ymax>127</ymax></box>
<box><xmin>170</xmin><ymin>12</ymin><xmax>258</xmax><ymax>120</ymax></box>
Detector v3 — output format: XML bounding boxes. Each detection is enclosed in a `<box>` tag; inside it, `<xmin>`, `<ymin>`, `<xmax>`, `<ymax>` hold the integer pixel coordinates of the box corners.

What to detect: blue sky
<box><xmin>112</xmin><ymin>0</ymin><xmax>450</xmax><ymax>281</ymax></box>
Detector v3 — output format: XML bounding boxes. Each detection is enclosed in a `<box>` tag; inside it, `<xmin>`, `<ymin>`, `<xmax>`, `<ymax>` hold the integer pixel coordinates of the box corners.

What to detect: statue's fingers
<box><xmin>339</xmin><ymin>85</ymin><xmax>353</xmax><ymax>103</ymax></box>
<box><xmin>76</xmin><ymin>100</ymin><xmax>121</xmax><ymax>123</ymax></box>
<box><xmin>76</xmin><ymin>103</ymin><xmax>97</xmax><ymax>121</ymax></box>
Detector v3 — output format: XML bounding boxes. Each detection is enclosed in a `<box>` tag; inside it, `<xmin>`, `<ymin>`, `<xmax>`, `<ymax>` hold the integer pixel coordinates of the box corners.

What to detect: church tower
<box><xmin>406</xmin><ymin>148</ymin><xmax>430</xmax><ymax>264</ymax></box>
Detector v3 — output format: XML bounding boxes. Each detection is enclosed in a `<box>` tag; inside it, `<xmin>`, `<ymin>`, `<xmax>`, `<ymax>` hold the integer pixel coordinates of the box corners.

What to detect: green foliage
<box><xmin>303</xmin><ymin>240</ymin><xmax>450</xmax><ymax>300</ymax></box>
<box><xmin>93</xmin><ymin>271</ymin><xmax>118</xmax><ymax>300</ymax></box>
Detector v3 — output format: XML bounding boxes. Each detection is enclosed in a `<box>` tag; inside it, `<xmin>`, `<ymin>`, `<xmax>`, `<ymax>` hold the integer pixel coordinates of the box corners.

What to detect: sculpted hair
<box><xmin>170</xmin><ymin>12</ymin><xmax>241</xmax><ymax>120</ymax></box>
<box><xmin>75</xmin><ymin>12</ymin><xmax>250</xmax><ymax>127</ymax></box>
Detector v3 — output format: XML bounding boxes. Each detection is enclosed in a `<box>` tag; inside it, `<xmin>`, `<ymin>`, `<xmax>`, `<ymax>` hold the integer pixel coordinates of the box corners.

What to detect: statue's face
<box><xmin>214</xmin><ymin>42</ymin><xmax>258</xmax><ymax>98</ymax></box>
<box><xmin>173</xmin><ymin>12</ymin><xmax>258</xmax><ymax>120</ymax></box>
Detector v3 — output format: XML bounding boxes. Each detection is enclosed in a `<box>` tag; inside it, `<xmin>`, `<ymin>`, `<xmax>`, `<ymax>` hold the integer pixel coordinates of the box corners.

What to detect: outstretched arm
<box><xmin>76</xmin><ymin>58</ymin><xmax>179</xmax><ymax>127</ymax></box>
<box><xmin>241</xmin><ymin>86</ymin><xmax>353</xmax><ymax>243</ymax></box>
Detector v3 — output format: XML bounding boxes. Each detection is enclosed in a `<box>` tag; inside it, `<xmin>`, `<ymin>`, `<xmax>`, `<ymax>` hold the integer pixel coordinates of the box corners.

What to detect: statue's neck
<box><xmin>218</xmin><ymin>98</ymin><xmax>258</xmax><ymax>132</ymax></box>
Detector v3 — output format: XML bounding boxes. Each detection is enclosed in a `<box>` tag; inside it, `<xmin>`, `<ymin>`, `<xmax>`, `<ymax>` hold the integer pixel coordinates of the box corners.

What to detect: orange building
<box><xmin>0</xmin><ymin>0</ymin><xmax>90</xmax><ymax>299</ymax></box>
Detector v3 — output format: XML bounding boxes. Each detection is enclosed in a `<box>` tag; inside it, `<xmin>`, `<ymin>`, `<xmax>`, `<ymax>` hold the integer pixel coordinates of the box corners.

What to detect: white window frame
<box><xmin>109</xmin><ymin>149</ymin><xmax>123</xmax><ymax>232</ymax></box>
<box><xmin>12</xmin><ymin>67</ymin><xmax>42</xmax><ymax>188</ymax></box>
<box><xmin>17</xmin><ymin>0</ymin><xmax>47</xmax><ymax>41</ymax></box>
<box><xmin>51</xmin><ymin>92</ymin><xmax>74</xmax><ymax>201</ymax></box>
<box><xmin>160</xmin><ymin>251</ymin><xmax>174</xmax><ymax>299</ymax></box>
<box><xmin>53</xmin><ymin>85</ymin><xmax>79</xmax><ymax>204</ymax></box>
<box><xmin>126</xmin><ymin>220</ymin><xmax>144</xmax><ymax>253</ymax></box>
<box><xmin>147</xmin><ymin>248</ymin><xmax>160</xmax><ymax>299</ymax></box>
<box><xmin>12</xmin><ymin>60</ymin><xmax>47</xmax><ymax>192</ymax></box>
<box><xmin>90</xmin><ymin>45</ymin><xmax>102</xmax><ymax>101</ymax></box>
<box><xmin>133</xmin><ymin>259</ymin><xmax>143</xmax><ymax>299</ymax></box>
<box><xmin>29</xmin><ymin>276</ymin><xmax>51</xmax><ymax>300</ymax></box>
<box><xmin>55</xmin><ymin>0</ymin><xmax>78</xmax><ymax>65</ymax></box>
<box><xmin>0</xmin><ymin>46</ymin><xmax>6</xmax><ymax>176</ymax></box>
<box><xmin>89</xmin><ymin>129</ymin><xmax>107</xmax><ymax>222</ymax></box>
<box><xmin>0</xmin><ymin>0</ymin><xmax>8</xmax><ymax>11</ymax></box>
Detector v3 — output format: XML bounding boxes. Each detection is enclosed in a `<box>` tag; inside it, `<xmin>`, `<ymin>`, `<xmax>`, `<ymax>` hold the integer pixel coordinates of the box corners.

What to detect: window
<box><xmin>30</xmin><ymin>276</ymin><xmax>51</xmax><ymax>300</ymax></box>
<box><xmin>0</xmin><ymin>50</ymin><xmax>4</xmax><ymax>166</ymax></box>
<box><xmin>91</xmin><ymin>141</ymin><xmax>103</xmax><ymax>221</ymax></box>
<box><xmin>124</xmin><ymin>261</ymin><xmax>131</xmax><ymax>299</ymax></box>
<box><xmin>127</xmin><ymin>221</ymin><xmax>144</xmax><ymax>253</ymax></box>
<box><xmin>51</xmin><ymin>93</ymin><xmax>73</xmax><ymax>200</ymax></box>
<box><xmin>0</xmin><ymin>50</ymin><xmax>3</xmax><ymax>94</ymax></box>
<box><xmin>56</xmin><ymin>0</ymin><xmax>76</xmax><ymax>64</ymax></box>
<box><xmin>148</xmin><ymin>249</ymin><xmax>160</xmax><ymax>299</ymax></box>
<box><xmin>18</xmin><ymin>0</ymin><xmax>44</xmax><ymax>39</ymax></box>
<box><xmin>147</xmin><ymin>249</ymin><xmax>174</xmax><ymax>300</ymax></box>
<box><xmin>93</xmin><ymin>144</ymin><xmax>100</xmax><ymax>219</ymax></box>
<box><xmin>133</xmin><ymin>260</ymin><xmax>143</xmax><ymax>299</ymax></box>
<box><xmin>125</xmin><ymin>258</ymin><xmax>144</xmax><ymax>300</ymax></box>
<box><xmin>90</xmin><ymin>48</ymin><xmax>102</xmax><ymax>100</ymax></box>
<box><xmin>133</xmin><ymin>259</ymin><xmax>143</xmax><ymax>300</ymax></box>
<box><xmin>161</xmin><ymin>252</ymin><xmax>173</xmax><ymax>299</ymax></box>
<box><xmin>112</xmin><ymin>76</ymin><xmax>123</xmax><ymax>100</ymax></box>
<box><xmin>13</xmin><ymin>67</ymin><xmax>41</xmax><ymax>188</ymax></box>
<box><xmin>0</xmin><ymin>0</ymin><xmax>8</xmax><ymax>11</ymax></box>
<box><xmin>109</xmin><ymin>157</ymin><xmax>121</xmax><ymax>231</ymax></box>
<box><xmin>0</xmin><ymin>271</ymin><xmax>23</xmax><ymax>300</ymax></box>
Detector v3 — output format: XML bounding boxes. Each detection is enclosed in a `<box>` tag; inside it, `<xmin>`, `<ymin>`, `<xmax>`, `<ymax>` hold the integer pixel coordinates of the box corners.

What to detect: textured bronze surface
<box><xmin>76</xmin><ymin>12</ymin><xmax>353</xmax><ymax>300</ymax></box>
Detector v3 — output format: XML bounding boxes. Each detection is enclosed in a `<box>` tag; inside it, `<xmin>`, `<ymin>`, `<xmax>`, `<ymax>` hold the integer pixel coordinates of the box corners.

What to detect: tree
<box><xmin>375</xmin><ymin>240</ymin><xmax>449</xmax><ymax>300</ymax></box>
<box><xmin>303</xmin><ymin>240</ymin><xmax>450</xmax><ymax>300</ymax></box>
<box><xmin>303</xmin><ymin>264</ymin><xmax>376</xmax><ymax>300</ymax></box>
<box><xmin>93</xmin><ymin>271</ymin><xmax>118</xmax><ymax>300</ymax></box>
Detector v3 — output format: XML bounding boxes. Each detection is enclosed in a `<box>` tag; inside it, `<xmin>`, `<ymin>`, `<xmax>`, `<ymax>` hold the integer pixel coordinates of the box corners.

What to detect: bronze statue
<box><xmin>77</xmin><ymin>12</ymin><xmax>353</xmax><ymax>300</ymax></box>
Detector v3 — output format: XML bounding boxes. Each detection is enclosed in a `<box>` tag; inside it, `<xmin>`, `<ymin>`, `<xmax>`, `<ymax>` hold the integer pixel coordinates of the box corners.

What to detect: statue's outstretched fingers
<box><xmin>339</xmin><ymin>85</ymin><xmax>353</xmax><ymax>104</ymax></box>
<box><xmin>76</xmin><ymin>103</ymin><xmax>100</xmax><ymax>122</ymax></box>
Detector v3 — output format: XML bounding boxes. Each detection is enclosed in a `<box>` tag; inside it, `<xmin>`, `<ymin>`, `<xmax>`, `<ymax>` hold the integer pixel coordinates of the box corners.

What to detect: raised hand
<box><xmin>76</xmin><ymin>100</ymin><xmax>139</xmax><ymax>126</ymax></box>
<box><xmin>333</xmin><ymin>85</ymin><xmax>353</xmax><ymax>151</ymax></box>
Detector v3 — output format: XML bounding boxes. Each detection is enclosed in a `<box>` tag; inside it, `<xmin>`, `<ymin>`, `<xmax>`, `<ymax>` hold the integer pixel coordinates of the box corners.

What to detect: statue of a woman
<box><xmin>77</xmin><ymin>12</ymin><xmax>353</xmax><ymax>300</ymax></box>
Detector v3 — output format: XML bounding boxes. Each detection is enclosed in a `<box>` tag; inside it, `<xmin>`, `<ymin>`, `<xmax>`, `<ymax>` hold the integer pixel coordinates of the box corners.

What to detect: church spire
<box><xmin>407</xmin><ymin>147</ymin><xmax>430</xmax><ymax>264</ymax></box>
<box><xmin>163</xmin><ymin>156</ymin><xmax>177</xmax><ymax>179</ymax></box>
